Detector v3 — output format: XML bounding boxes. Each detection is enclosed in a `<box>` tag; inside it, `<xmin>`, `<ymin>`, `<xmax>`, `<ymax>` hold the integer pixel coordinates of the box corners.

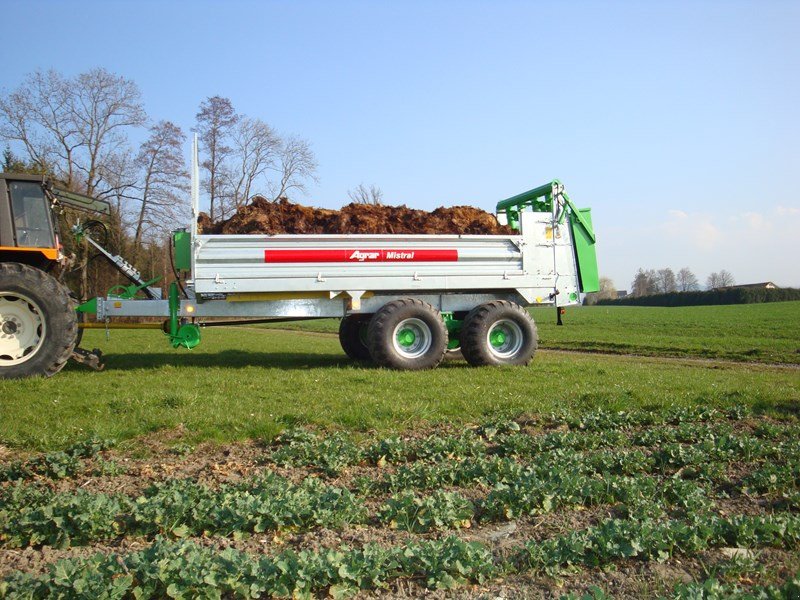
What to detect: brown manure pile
<box><xmin>198</xmin><ymin>197</ymin><xmax>513</xmax><ymax>235</ymax></box>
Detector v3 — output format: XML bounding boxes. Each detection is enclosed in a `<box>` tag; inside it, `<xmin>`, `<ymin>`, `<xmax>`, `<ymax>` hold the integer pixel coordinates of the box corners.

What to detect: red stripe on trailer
<box><xmin>264</xmin><ymin>249</ymin><xmax>459</xmax><ymax>263</ymax></box>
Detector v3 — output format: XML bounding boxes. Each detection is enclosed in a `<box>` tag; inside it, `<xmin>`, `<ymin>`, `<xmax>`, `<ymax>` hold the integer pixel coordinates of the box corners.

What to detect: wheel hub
<box><xmin>397</xmin><ymin>328</ymin><xmax>417</xmax><ymax>347</ymax></box>
<box><xmin>486</xmin><ymin>319</ymin><xmax>524</xmax><ymax>358</ymax></box>
<box><xmin>0</xmin><ymin>293</ymin><xmax>46</xmax><ymax>365</ymax></box>
<box><xmin>392</xmin><ymin>318</ymin><xmax>432</xmax><ymax>359</ymax></box>
<box><xmin>489</xmin><ymin>330</ymin><xmax>506</xmax><ymax>347</ymax></box>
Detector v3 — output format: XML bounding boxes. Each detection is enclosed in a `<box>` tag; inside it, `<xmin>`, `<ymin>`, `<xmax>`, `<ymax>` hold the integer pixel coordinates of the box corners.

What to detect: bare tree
<box><xmin>0</xmin><ymin>68</ymin><xmax>145</xmax><ymax>194</ymax></box>
<box><xmin>348</xmin><ymin>183</ymin><xmax>383</xmax><ymax>205</ymax></box>
<box><xmin>676</xmin><ymin>267</ymin><xmax>700</xmax><ymax>292</ymax></box>
<box><xmin>229</xmin><ymin>116</ymin><xmax>280</xmax><ymax>212</ymax></box>
<box><xmin>0</xmin><ymin>70</ymin><xmax>77</xmax><ymax>183</ymax></box>
<box><xmin>655</xmin><ymin>268</ymin><xmax>678</xmax><ymax>294</ymax></box>
<box><xmin>132</xmin><ymin>121</ymin><xmax>188</xmax><ymax>257</ymax></box>
<box><xmin>718</xmin><ymin>269</ymin><xmax>735</xmax><ymax>287</ymax></box>
<box><xmin>269</xmin><ymin>136</ymin><xmax>318</xmax><ymax>200</ymax></box>
<box><xmin>631</xmin><ymin>268</ymin><xmax>658</xmax><ymax>297</ymax></box>
<box><xmin>707</xmin><ymin>270</ymin><xmax>735</xmax><ymax>290</ymax></box>
<box><xmin>70</xmin><ymin>68</ymin><xmax>147</xmax><ymax>195</ymax></box>
<box><xmin>195</xmin><ymin>96</ymin><xmax>238</xmax><ymax>221</ymax></box>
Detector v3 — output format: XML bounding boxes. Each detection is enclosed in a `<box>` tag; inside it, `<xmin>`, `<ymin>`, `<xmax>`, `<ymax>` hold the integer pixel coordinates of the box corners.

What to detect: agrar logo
<box><xmin>349</xmin><ymin>250</ymin><xmax>381</xmax><ymax>261</ymax></box>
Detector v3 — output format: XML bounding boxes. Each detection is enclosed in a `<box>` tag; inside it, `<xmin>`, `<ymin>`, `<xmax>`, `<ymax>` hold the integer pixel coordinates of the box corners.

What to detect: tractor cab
<box><xmin>0</xmin><ymin>174</ymin><xmax>59</xmax><ymax>267</ymax></box>
<box><xmin>0</xmin><ymin>173</ymin><xmax>110</xmax><ymax>268</ymax></box>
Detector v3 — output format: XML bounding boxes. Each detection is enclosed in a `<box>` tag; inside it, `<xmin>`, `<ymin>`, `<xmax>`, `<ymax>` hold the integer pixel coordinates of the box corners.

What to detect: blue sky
<box><xmin>4</xmin><ymin>0</ymin><xmax>799</xmax><ymax>288</ymax></box>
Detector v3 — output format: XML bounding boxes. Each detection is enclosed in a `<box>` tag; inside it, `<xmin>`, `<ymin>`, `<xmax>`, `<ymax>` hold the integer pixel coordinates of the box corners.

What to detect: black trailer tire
<box><xmin>339</xmin><ymin>314</ymin><xmax>372</xmax><ymax>361</ymax></box>
<box><xmin>367</xmin><ymin>298</ymin><xmax>448</xmax><ymax>370</ymax></box>
<box><xmin>0</xmin><ymin>262</ymin><xmax>78</xmax><ymax>379</ymax></box>
<box><xmin>460</xmin><ymin>301</ymin><xmax>537</xmax><ymax>367</ymax></box>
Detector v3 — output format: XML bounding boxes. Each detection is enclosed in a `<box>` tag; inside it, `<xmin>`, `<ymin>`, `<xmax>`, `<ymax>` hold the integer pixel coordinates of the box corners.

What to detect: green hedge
<box><xmin>597</xmin><ymin>288</ymin><xmax>800</xmax><ymax>307</ymax></box>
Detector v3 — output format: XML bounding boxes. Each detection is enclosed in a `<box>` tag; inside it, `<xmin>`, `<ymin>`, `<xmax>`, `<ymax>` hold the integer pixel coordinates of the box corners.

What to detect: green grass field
<box><xmin>266</xmin><ymin>301</ymin><xmax>800</xmax><ymax>364</ymax></box>
<box><xmin>1</xmin><ymin>303</ymin><xmax>798</xmax><ymax>451</ymax></box>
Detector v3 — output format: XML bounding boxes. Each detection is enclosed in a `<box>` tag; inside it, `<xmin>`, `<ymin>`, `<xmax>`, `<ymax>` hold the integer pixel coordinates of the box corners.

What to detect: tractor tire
<box><xmin>0</xmin><ymin>262</ymin><xmax>78</xmax><ymax>379</ymax></box>
<box><xmin>367</xmin><ymin>298</ymin><xmax>448</xmax><ymax>370</ymax></box>
<box><xmin>460</xmin><ymin>301</ymin><xmax>537</xmax><ymax>367</ymax></box>
<box><xmin>339</xmin><ymin>314</ymin><xmax>372</xmax><ymax>361</ymax></box>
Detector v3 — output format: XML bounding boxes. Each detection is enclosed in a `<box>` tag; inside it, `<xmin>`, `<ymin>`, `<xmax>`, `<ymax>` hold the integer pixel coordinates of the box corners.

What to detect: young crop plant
<box><xmin>475</xmin><ymin>418</ymin><xmax>521</xmax><ymax>441</ymax></box>
<box><xmin>743</xmin><ymin>461</ymin><xmax>800</xmax><ymax>495</ymax></box>
<box><xmin>0</xmin><ymin>437</ymin><xmax>115</xmax><ymax>482</ymax></box>
<box><xmin>0</xmin><ymin>484</ymin><xmax>129</xmax><ymax>548</ymax></box>
<box><xmin>379</xmin><ymin>490</ymin><xmax>474</xmax><ymax>532</ymax></box>
<box><xmin>409</xmin><ymin>431</ymin><xmax>488</xmax><ymax>461</ymax></box>
<box><xmin>671</xmin><ymin>573</ymin><xmax>800</xmax><ymax>600</ymax></box>
<box><xmin>364</xmin><ymin>436</ymin><xmax>413</xmax><ymax>465</ymax></box>
<box><xmin>269</xmin><ymin>429</ymin><xmax>363</xmax><ymax>475</ymax></box>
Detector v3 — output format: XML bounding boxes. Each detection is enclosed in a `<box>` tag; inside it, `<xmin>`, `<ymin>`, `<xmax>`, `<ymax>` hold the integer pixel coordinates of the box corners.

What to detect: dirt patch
<box><xmin>198</xmin><ymin>198</ymin><xmax>513</xmax><ymax>236</ymax></box>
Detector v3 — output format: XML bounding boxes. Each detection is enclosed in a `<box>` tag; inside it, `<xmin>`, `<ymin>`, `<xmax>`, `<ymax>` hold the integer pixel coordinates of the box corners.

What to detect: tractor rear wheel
<box><xmin>367</xmin><ymin>298</ymin><xmax>448</xmax><ymax>370</ymax></box>
<box><xmin>0</xmin><ymin>263</ymin><xmax>78</xmax><ymax>379</ymax></box>
<box><xmin>460</xmin><ymin>300</ymin><xmax>537</xmax><ymax>366</ymax></box>
<box><xmin>339</xmin><ymin>314</ymin><xmax>372</xmax><ymax>360</ymax></box>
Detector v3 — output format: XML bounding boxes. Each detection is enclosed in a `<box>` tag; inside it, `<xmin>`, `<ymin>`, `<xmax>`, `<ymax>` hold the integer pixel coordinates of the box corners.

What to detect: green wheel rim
<box><xmin>392</xmin><ymin>318</ymin><xmax>432</xmax><ymax>359</ymax></box>
<box><xmin>486</xmin><ymin>319</ymin><xmax>524</xmax><ymax>359</ymax></box>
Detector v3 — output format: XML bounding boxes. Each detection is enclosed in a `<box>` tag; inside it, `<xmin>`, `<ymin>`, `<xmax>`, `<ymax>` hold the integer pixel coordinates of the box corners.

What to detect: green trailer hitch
<box><xmin>167</xmin><ymin>281</ymin><xmax>201</xmax><ymax>349</ymax></box>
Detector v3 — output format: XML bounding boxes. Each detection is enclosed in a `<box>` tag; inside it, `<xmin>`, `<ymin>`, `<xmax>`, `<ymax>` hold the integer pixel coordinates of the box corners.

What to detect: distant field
<box><xmin>263</xmin><ymin>301</ymin><xmax>800</xmax><ymax>364</ymax></box>
<box><xmin>533</xmin><ymin>301</ymin><xmax>800</xmax><ymax>364</ymax></box>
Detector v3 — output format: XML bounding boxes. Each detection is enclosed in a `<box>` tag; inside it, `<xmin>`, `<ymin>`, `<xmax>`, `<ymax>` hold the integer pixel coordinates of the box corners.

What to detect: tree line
<box><xmin>0</xmin><ymin>68</ymin><xmax>318</xmax><ymax>298</ymax></box>
<box><xmin>629</xmin><ymin>267</ymin><xmax>735</xmax><ymax>297</ymax></box>
<box><xmin>586</xmin><ymin>268</ymin><xmax>737</xmax><ymax>304</ymax></box>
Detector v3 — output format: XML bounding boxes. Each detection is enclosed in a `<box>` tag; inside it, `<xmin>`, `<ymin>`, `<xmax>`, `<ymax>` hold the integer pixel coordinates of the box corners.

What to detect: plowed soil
<box><xmin>197</xmin><ymin>198</ymin><xmax>513</xmax><ymax>235</ymax></box>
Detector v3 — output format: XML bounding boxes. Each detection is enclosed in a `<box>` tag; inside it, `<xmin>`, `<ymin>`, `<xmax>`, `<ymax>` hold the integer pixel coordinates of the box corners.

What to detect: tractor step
<box><xmin>70</xmin><ymin>347</ymin><xmax>105</xmax><ymax>371</ymax></box>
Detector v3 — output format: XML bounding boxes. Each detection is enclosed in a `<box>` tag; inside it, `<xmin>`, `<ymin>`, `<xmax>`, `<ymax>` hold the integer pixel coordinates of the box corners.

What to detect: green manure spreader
<box><xmin>0</xmin><ymin>139</ymin><xmax>598</xmax><ymax>378</ymax></box>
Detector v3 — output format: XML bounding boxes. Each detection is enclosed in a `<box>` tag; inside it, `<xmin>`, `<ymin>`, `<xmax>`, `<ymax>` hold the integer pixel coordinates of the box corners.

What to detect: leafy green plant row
<box><xmin>670</xmin><ymin>574</ymin><xmax>800</xmax><ymax>600</ymax></box>
<box><xmin>559</xmin><ymin>573</ymin><xmax>800</xmax><ymax>600</ymax></box>
<box><xmin>1</xmin><ymin>465</ymin><xmax>717</xmax><ymax>547</ymax></box>
<box><xmin>377</xmin><ymin>474</ymin><xmax>709</xmax><ymax>534</ymax></box>
<box><xmin>359</xmin><ymin>435</ymin><xmax>794</xmax><ymax>498</ymax></box>
<box><xmin>482</xmin><ymin>472</ymin><xmax>711</xmax><ymax>523</ymax></box>
<box><xmin>270</xmin><ymin>429</ymin><xmax>488</xmax><ymax>475</ymax></box>
<box><xmin>4</xmin><ymin>514</ymin><xmax>800</xmax><ymax>599</ymax></box>
<box><xmin>265</xmin><ymin>408</ymin><xmax>795</xmax><ymax>477</ymax></box>
<box><xmin>0</xmin><ymin>535</ymin><xmax>495</xmax><ymax>599</ymax></box>
<box><xmin>0</xmin><ymin>473</ymin><xmax>365</xmax><ymax>549</ymax></box>
<box><xmin>519</xmin><ymin>513</ymin><xmax>800</xmax><ymax>575</ymax></box>
<box><xmin>548</xmin><ymin>405</ymin><xmax>751</xmax><ymax>432</ymax></box>
<box><xmin>0</xmin><ymin>438</ymin><xmax>115</xmax><ymax>482</ymax></box>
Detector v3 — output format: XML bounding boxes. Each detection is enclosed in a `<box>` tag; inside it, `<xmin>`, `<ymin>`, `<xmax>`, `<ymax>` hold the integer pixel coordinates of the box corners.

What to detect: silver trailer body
<box><xmin>191</xmin><ymin>211</ymin><xmax>581</xmax><ymax>307</ymax></box>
